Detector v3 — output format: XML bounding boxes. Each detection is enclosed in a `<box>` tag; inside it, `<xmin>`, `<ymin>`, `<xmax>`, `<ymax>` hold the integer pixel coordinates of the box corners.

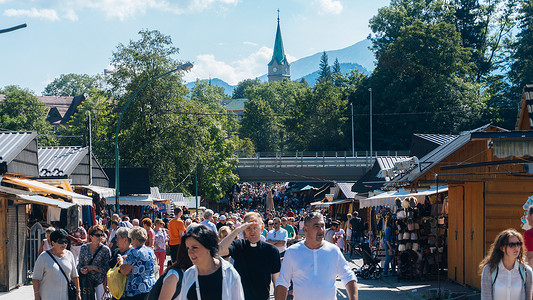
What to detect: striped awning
<box><xmin>106</xmin><ymin>195</ymin><xmax>153</xmax><ymax>206</ymax></box>
<box><xmin>359</xmin><ymin>186</ymin><xmax>448</xmax><ymax>209</ymax></box>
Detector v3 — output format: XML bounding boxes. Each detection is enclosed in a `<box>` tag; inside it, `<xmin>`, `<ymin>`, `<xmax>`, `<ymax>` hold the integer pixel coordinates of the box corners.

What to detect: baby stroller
<box><xmin>352</xmin><ymin>242</ymin><xmax>382</xmax><ymax>279</ymax></box>
<box><xmin>397</xmin><ymin>250</ymin><xmax>420</xmax><ymax>281</ymax></box>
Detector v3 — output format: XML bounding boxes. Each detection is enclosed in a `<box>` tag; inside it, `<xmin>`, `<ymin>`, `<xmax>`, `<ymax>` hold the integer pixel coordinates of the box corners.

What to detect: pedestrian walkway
<box><xmin>346</xmin><ymin>255</ymin><xmax>481</xmax><ymax>300</ymax></box>
<box><xmin>0</xmin><ymin>255</ymin><xmax>481</xmax><ymax>300</ymax></box>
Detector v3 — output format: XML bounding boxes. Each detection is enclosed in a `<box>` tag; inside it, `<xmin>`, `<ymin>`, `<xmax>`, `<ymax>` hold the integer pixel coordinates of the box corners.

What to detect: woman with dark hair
<box><xmin>78</xmin><ymin>225</ymin><xmax>111</xmax><ymax>300</ymax></box>
<box><xmin>158</xmin><ymin>236</ymin><xmax>193</xmax><ymax>300</ymax></box>
<box><xmin>480</xmin><ymin>229</ymin><xmax>533</xmax><ymax>300</ymax></box>
<box><xmin>176</xmin><ymin>224</ymin><xmax>244</xmax><ymax>300</ymax></box>
<box><xmin>33</xmin><ymin>228</ymin><xmax>81</xmax><ymax>300</ymax></box>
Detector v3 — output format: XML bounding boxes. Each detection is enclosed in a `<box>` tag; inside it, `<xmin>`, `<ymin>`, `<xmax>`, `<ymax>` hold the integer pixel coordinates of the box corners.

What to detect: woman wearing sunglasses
<box><xmin>33</xmin><ymin>228</ymin><xmax>81</xmax><ymax>300</ymax></box>
<box><xmin>78</xmin><ymin>225</ymin><xmax>111</xmax><ymax>300</ymax></box>
<box><xmin>480</xmin><ymin>229</ymin><xmax>533</xmax><ymax>300</ymax></box>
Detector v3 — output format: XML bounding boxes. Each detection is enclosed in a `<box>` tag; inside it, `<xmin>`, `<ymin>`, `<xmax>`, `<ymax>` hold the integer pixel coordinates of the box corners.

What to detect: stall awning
<box><xmin>16</xmin><ymin>194</ymin><xmax>75</xmax><ymax>209</ymax></box>
<box><xmin>4</xmin><ymin>176</ymin><xmax>93</xmax><ymax>206</ymax></box>
<box><xmin>79</xmin><ymin>185</ymin><xmax>116</xmax><ymax>198</ymax></box>
<box><xmin>359</xmin><ymin>186</ymin><xmax>448</xmax><ymax>208</ymax></box>
<box><xmin>311</xmin><ymin>199</ymin><xmax>353</xmax><ymax>208</ymax></box>
<box><xmin>106</xmin><ymin>195</ymin><xmax>153</xmax><ymax>206</ymax></box>
<box><xmin>0</xmin><ymin>185</ymin><xmax>75</xmax><ymax>209</ymax></box>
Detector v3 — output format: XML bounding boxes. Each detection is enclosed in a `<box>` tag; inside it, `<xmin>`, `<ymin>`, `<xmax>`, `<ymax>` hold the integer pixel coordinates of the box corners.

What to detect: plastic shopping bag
<box><xmin>106</xmin><ymin>262</ymin><xmax>127</xmax><ymax>299</ymax></box>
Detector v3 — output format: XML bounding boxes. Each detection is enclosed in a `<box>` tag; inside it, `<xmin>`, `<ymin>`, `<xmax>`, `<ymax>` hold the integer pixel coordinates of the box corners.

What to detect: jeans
<box><xmin>384</xmin><ymin>244</ymin><xmax>393</xmax><ymax>275</ymax></box>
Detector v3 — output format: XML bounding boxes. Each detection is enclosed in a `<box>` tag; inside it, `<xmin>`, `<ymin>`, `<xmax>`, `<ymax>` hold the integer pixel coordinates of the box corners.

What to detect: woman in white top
<box><xmin>177</xmin><ymin>224</ymin><xmax>244</xmax><ymax>300</ymax></box>
<box><xmin>480</xmin><ymin>229</ymin><xmax>533</xmax><ymax>300</ymax></box>
<box><xmin>159</xmin><ymin>236</ymin><xmax>193</xmax><ymax>300</ymax></box>
<box><xmin>33</xmin><ymin>228</ymin><xmax>80</xmax><ymax>300</ymax></box>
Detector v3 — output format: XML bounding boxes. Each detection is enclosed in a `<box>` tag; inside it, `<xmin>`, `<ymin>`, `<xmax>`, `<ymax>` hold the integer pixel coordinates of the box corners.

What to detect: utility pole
<box><xmin>369</xmin><ymin>87</ymin><xmax>373</xmax><ymax>159</ymax></box>
<box><xmin>351</xmin><ymin>102</ymin><xmax>354</xmax><ymax>157</ymax></box>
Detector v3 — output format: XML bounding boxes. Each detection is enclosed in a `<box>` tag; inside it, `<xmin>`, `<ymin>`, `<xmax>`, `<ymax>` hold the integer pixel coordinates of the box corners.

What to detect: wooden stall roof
<box><xmin>389</xmin><ymin>126</ymin><xmax>533</xmax><ymax>186</ymax></box>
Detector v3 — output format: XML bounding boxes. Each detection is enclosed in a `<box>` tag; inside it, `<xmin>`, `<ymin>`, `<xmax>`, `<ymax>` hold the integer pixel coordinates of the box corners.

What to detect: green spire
<box><xmin>268</xmin><ymin>10</ymin><xmax>287</xmax><ymax>66</ymax></box>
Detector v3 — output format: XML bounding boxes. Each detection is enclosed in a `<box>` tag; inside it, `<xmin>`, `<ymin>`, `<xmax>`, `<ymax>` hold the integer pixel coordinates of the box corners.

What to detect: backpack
<box><xmin>146</xmin><ymin>266</ymin><xmax>183</xmax><ymax>300</ymax></box>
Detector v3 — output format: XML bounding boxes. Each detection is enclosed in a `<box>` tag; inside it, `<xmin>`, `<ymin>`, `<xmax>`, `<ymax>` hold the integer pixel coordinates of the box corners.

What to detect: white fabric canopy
<box><xmin>359</xmin><ymin>186</ymin><xmax>448</xmax><ymax>208</ymax></box>
<box><xmin>106</xmin><ymin>195</ymin><xmax>153</xmax><ymax>206</ymax></box>
<box><xmin>79</xmin><ymin>185</ymin><xmax>116</xmax><ymax>198</ymax></box>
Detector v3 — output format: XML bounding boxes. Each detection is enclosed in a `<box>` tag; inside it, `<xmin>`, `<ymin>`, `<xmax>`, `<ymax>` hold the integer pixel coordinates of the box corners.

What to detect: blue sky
<box><xmin>0</xmin><ymin>0</ymin><xmax>390</xmax><ymax>95</ymax></box>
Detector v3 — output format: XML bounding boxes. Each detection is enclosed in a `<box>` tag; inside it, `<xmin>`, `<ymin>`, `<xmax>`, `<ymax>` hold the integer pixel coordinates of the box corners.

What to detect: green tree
<box><xmin>369</xmin><ymin>0</ymin><xmax>455</xmax><ymax>61</ymax></box>
<box><xmin>239</xmin><ymin>98</ymin><xmax>279</xmax><ymax>152</ymax></box>
<box><xmin>190</xmin><ymin>79</ymin><xmax>226</xmax><ymax>112</ymax></box>
<box><xmin>332</xmin><ymin>58</ymin><xmax>341</xmax><ymax>74</ymax></box>
<box><xmin>43</xmin><ymin>73</ymin><xmax>100</xmax><ymax>96</ymax></box>
<box><xmin>509</xmin><ymin>0</ymin><xmax>533</xmax><ymax>94</ymax></box>
<box><xmin>107</xmin><ymin>29</ymin><xmax>237</xmax><ymax>200</ymax></box>
<box><xmin>368</xmin><ymin>21</ymin><xmax>484</xmax><ymax>148</ymax></box>
<box><xmin>232</xmin><ymin>78</ymin><xmax>261</xmax><ymax>99</ymax></box>
<box><xmin>318</xmin><ymin>51</ymin><xmax>332</xmax><ymax>82</ymax></box>
<box><xmin>332</xmin><ymin>58</ymin><xmax>342</xmax><ymax>86</ymax></box>
<box><xmin>285</xmin><ymin>80</ymin><xmax>348</xmax><ymax>151</ymax></box>
<box><xmin>59</xmin><ymin>88</ymin><xmax>116</xmax><ymax>166</ymax></box>
<box><xmin>0</xmin><ymin>85</ymin><xmax>57</xmax><ymax>145</ymax></box>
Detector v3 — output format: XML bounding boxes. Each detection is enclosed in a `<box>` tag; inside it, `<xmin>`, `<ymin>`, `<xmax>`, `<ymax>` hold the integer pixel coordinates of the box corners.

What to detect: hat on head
<box><xmin>220</xmin><ymin>215</ymin><xmax>226</xmax><ymax>221</ymax></box>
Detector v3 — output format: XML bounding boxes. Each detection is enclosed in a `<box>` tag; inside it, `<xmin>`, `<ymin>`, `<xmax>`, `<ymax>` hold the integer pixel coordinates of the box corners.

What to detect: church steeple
<box><xmin>268</xmin><ymin>9</ymin><xmax>290</xmax><ymax>82</ymax></box>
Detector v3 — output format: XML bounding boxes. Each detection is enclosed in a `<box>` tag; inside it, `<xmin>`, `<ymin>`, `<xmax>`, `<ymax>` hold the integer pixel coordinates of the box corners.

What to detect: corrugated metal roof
<box><xmin>391</xmin><ymin>124</ymin><xmax>492</xmax><ymax>183</ymax></box>
<box><xmin>38</xmin><ymin>146</ymin><xmax>88</xmax><ymax>177</ymax></box>
<box><xmin>337</xmin><ymin>182</ymin><xmax>357</xmax><ymax>199</ymax></box>
<box><xmin>413</xmin><ymin>133</ymin><xmax>456</xmax><ymax>146</ymax></box>
<box><xmin>376</xmin><ymin>156</ymin><xmax>410</xmax><ymax>171</ymax></box>
<box><xmin>160</xmin><ymin>192</ymin><xmax>185</xmax><ymax>202</ymax></box>
<box><xmin>0</xmin><ymin>131</ymin><xmax>38</xmax><ymax>164</ymax></box>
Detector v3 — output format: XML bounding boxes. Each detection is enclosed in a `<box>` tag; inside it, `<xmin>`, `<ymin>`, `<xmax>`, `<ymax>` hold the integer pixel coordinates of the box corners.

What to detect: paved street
<box><xmin>2</xmin><ymin>254</ymin><xmax>480</xmax><ymax>300</ymax></box>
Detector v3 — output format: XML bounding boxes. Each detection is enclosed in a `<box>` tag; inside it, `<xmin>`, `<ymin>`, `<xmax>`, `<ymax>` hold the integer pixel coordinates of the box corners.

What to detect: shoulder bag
<box><xmin>46</xmin><ymin>251</ymin><xmax>78</xmax><ymax>300</ymax></box>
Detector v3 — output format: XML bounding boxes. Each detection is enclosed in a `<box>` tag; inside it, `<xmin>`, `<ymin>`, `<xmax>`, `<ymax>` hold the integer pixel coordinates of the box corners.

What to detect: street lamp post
<box><xmin>114</xmin><ymin>62</ymin><xmax>193</xmax><ymax>213</ymax></box>
<box><xmin>0</xmin><ymin>23</ymin><xmax>27</xmax><ymax>34</ymax></box>
<box><xmin>369</xmin><ymin>87</ymin><xmax>373</xmax><ymax>159</ymax></box>
<box><xmin>351</xmin><ymin>102</ymin><xmax>354</xmax><ymax>157</ymax></box>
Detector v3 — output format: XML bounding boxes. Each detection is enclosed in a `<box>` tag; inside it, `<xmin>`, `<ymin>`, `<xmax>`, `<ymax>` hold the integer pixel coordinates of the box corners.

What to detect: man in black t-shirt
<box><xmin>349</xmin><ymin>211</ymin><xmax>364</xmax><ymax>243</ymax></box>
<box><xmin>219</xmin><ymin>212</ymin><xmax>281</xmax><ymax>300</ymax></box>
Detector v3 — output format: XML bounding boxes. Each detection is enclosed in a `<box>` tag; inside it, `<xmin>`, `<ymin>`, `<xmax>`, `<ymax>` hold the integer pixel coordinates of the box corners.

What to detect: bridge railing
<box><xmin>237</xmin><ymin>150</ymin><xmax>410</xmax><ymax>158</ymax></box>
<box><xmin>238</xmin><ymin>156</ymin><xmax>374</xmax><ymax>168</ymax></box>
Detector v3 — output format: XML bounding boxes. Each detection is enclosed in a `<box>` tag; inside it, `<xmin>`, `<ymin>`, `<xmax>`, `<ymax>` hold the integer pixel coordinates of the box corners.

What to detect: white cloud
<box><xmin>4</xmin><ymin>8</ymin><xmax>60</xmax><ymax>21</ymax></box>
<box><xmin>184</xmin><ymin>46</ymin><xmax>273</xmax><ymax>85</ymax></box>
<box><xmin>243</xmin><ymin>41</ymin><xmax>258</xmax><ymax>47</ymax></box>
<box><xmin>2</xmin><ymin>0</ymin><xmax>240</xmax><ymax>22</ymax></box>
<box><xmin>315</xmin><ymin>0</ymin><xmax>343</xmax><ymax>15</ymax></box>
<box><xmin>63</xmin><ymin>9</ymin><xmax>78</xmax><ymax>21</ymax></box>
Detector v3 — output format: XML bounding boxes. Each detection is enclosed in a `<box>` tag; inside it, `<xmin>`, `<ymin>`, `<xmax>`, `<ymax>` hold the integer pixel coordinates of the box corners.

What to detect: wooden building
<box><xmin>0</xmin><ymin>131</ymin><xmax>38</xmax><ymax>291</ymax></box>
<box><xmin>390</xmin><ymin>124</ymin><xmax>533</xmax><ymax>289</ymax></box>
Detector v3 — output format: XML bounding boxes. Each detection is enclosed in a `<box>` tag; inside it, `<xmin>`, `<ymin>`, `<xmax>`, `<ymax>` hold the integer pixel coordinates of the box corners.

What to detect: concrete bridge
<box><xmin>235</xmin><ymin>151</ymin><xmax>409</xmax><ymax>182</ymax></box>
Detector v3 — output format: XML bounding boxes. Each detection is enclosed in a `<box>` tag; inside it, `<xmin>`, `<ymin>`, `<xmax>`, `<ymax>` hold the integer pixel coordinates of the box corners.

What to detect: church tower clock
<box><xmin>268</xmin><ymin>10</ymin><xmax>290</xmax><ymax>82</ymax></box>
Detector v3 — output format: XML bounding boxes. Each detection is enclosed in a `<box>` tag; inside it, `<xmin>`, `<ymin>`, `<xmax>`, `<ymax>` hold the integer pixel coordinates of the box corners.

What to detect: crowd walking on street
<box><xmin>28</xmin><ymin>182</ymin><xmax>533</xmax><ymax>300</ymax></box>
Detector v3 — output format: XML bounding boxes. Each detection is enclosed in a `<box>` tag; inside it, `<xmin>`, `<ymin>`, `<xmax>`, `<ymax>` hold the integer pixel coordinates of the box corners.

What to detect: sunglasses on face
<box><xmin>92</xmin><ymin>233</ymin><xmax>105</xmax><ymax>238</ymax></box>
<box><xmin>507</xmin><ymin>241</ymin><xmax>523</xmax><ymax>248</ymax></box>
<box><xmin>56</xmin><ymin>239</ymin><xmax>69</xmax><ymax>244</ymax></box>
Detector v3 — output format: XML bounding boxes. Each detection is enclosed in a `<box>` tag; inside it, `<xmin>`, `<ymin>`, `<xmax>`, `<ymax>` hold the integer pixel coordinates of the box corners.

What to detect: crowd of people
<box><xmin>30</xmin><ymin>180</ymin><xmax>533</xmax><ymax>300</ymax></box>
<box><xmin>31</xmin><ymin>201</ymin><xmax>358</xmax><ymax>300</ymax></box>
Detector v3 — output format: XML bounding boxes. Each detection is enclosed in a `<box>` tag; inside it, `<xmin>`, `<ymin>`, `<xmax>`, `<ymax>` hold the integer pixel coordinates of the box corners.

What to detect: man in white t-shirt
<box><xmin>275</xmin><ymin>212</ymin><xmax>358</xmax><ymax>300</ymax></box>
<box><xmin>266</xmin><ymin>217</ymin><xmax>288</xmax><ymax>254</ymax></box>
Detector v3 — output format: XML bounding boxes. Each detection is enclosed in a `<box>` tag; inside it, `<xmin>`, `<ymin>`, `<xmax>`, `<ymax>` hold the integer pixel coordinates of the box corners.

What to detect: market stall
<box><xmin>360</xmin><ymin>186</ymin><xmax>449</xmax><ymax>281</ymax></box>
